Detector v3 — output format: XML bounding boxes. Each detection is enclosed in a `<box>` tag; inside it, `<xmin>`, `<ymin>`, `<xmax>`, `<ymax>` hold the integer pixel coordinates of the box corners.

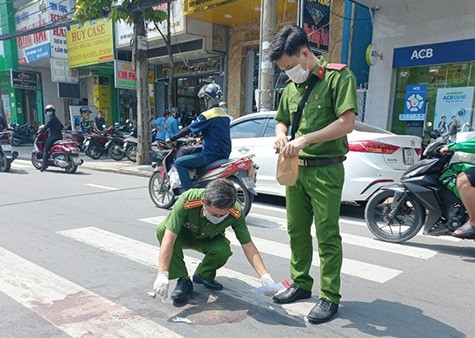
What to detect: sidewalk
<box><xmin>14</xmin><ymin>145</ymin><xmax>154</xmax><ymax>177</ymax></box>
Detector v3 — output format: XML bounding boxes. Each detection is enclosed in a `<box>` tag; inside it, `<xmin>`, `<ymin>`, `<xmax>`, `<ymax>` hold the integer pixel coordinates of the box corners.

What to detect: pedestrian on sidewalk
<box><xmin>269</xmin><ymin>25</ymin><xmax>357</xmax><ymax>324</ymax></box>
<box><xmin>152</xmin><ymin>179</ymin><xmax>276</xmax><ymax>305</ymax></box>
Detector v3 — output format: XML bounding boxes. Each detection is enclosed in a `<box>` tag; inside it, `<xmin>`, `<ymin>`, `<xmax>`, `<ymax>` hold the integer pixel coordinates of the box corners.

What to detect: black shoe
<box><xmin>192</xmin><ymin>272</ymin><xmax>223</xmax><ymax>290</ymax></box>
<box><xmin>307</xmin><ymin>298</ymin><xmax>339</xmax><ymax>324</ymax></box>
<box><xmin>170</xmin><ymin>278</ymin><xmax>193</xmax><ymax>300</ymax></box>
<box><xmin>40</xmin><ymin>166</ymin><xmax>47</xmax><ymax>172</ymax></box>
<box><xmin>272</xmin><ymin>284</ymin><xmax>311</xmax><ymax>304</ymax></box>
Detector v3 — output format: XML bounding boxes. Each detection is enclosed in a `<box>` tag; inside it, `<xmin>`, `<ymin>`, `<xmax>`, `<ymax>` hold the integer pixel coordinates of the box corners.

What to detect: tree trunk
<box><xmin>134</xmin><ymin>12</ymin><xmax>151</xmax><ymax>165</ymax></box>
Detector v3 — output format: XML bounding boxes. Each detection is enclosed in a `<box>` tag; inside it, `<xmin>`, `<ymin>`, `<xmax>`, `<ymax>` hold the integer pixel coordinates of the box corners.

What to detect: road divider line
<box><xmin>0</xmin><ymin>247</ymin><xmax>181</xmax><ymax>338</ymax></box>
<box><xmin>84</xmin><ymin>183</ymin><xmax>118</xmax><ymax>190</ymax></box>
<box><xmin>58</xmin><ymin>227</ymin><xmax>315</xmax><ymax>318</ymax></box>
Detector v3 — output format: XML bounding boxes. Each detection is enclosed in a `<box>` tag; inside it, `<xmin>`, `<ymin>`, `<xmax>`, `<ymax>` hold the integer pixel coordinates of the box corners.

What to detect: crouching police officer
<box><xmin>153</xmin><ymin>179</ymin><xmax>275</xmax><ymax>304</ymax></box>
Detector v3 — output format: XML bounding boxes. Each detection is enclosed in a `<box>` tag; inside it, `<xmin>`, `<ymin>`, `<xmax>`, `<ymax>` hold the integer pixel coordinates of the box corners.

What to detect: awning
<box><xmin>183</xmin><ymin>0</ymin><xmax>297</xmax><ymax>26</ymax></box>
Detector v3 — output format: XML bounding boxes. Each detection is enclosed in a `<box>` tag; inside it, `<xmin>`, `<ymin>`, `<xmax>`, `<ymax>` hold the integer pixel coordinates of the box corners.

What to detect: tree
<box><xmin>74</xmin><ymin>0</ymin><xmax>167</xmax><ymax>165</ymax></box>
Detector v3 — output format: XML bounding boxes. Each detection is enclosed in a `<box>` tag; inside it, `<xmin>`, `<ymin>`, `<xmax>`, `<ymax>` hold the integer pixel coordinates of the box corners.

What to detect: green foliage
<box><xmin>74</xmin><ymin>0</ymin><xmax>167</xmax><ymax>25</ymax></box>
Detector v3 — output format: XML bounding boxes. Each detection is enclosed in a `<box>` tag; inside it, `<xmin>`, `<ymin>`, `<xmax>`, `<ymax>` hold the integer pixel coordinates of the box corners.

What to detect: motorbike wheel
<box><xmin>126</xmin><ymin>145</ymin><xmax>137</xmax><ymax>162</ymax></box>
<box><xmin>64</xmin><ymin>159</ymin><xmax>78</xmax><ymax>174</ymax></box>
<box><xmin>31</xmin><ymin>153</ymin><xmax>42</xmax><ymax>170</ymax></box>
<box><xmin>11</xmin><ymin>137</ymin><xmax>21</xmax><ymax>147</ymax></box>
<box><xmin>148</xmin><ymin>171</ymin><xmax>176</xmax><ymax>209</ymax></box>
<box><xmin>109</xmin><ymin>144</ymin><xmax>124</xmax><ymax>161</ymax></box>
<box><xmin>0</xmin><ymin>153</ymin><xmax>11</xmax><ymax>172</ymax></box>
<box><xmin>228</xmin><ymin>176</ymin><xmax>254</xmax><ymax>216</ymax></box>
<box><xmin>365</xmin><ymin>189</ymin><xmax>425</xmax><ymax>243</ymax></box>
<box><xmin>88</xmin><ymin>145</ymin><xmax>102</xmax><ymax>160</ymax></box>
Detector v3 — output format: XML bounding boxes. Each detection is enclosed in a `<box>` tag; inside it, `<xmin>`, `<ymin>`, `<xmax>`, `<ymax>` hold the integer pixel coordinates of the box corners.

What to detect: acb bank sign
<box><xmin>393</xmin><ymin>38</ymin><xmax>475</xmax><ymax>67</ymax></box>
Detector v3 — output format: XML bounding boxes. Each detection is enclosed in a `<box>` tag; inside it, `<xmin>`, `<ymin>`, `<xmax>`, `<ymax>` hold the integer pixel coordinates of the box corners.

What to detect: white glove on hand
<box><xmin>260</xmin><ymin>273</ymin><xmax>276</xmax><ymax>297</ymax></box>
<box><xmin>153</xmin><ymin>271</ymin><xmax>169</xmax><ymax>300</ymax></box>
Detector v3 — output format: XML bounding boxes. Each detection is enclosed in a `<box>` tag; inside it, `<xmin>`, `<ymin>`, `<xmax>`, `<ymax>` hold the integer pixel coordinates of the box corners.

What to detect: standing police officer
<box><xmin>41</xmin><ymin>104</ymin><xmax>64</xmax><ymax>172</ymax></box>
<box><xmin>152</xmin><ymin>179</ymin><xmax>275</xmax><ymax>304</ymax></box>
<box><xmin>269</xmin><ymin>25</ymin><xmax>357</xmax><ymax>324</ymax></box>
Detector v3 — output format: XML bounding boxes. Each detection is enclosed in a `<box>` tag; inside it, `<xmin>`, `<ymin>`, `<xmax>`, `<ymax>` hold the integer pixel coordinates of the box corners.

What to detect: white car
<box><xmin>230</xmin><ymin>112</ymin><xmax>422</xmax><ymax>203</ymax></box>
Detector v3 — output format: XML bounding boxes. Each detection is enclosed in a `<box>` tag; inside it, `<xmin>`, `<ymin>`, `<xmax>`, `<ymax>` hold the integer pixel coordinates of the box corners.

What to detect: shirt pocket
<box><xmin>302</xmin><ymin>96</ymin><xmax>336</xmax><ymax>132</ymax></box>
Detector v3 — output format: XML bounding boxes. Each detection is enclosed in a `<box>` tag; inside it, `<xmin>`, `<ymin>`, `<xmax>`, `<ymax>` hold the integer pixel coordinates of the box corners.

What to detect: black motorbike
<box><xmin>0</xmin><ymin>130</ymin><xmax>18</xmax><ymax>172</ymax></box>
<box><xmin>9</xmin><ymin>123</ymin><xmax>37</xmax><ymax>146</ymax></box>
<box><xmin>364</xmin><ymin>137</ymin><xmax>469</xmax><ymax>243</ymax></box>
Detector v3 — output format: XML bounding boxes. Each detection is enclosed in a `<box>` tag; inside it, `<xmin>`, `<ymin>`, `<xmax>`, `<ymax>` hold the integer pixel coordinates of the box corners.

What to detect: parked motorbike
<box><xmin>123</xmin><ymin>127</ymin><xmax>138</xmax><ymax>162</ymax></box>
<box><xmin>9</xmin><ymin>123</ymin><xmax>37</xmax><ymax>146</ymax></box>
<box><xmin>31</xmin><ymin>128</ymin><xmax>83</xmax><ymax>173</ymax></box>
<box><xmin>62</xmin><ymin>130</ymin><xmax>85</xmax><ymax>151</ymax></box>
<box><xmin>148</xmin><ymin>138</ymin><xmax>257</xmax><ymax>216</ymax></box>
<box><xmin>83</xmin><ymin>126</ymin><xmax>122</xmax><ymax>160</ymax></box>
<box><xmin>364</xmin><ymin>136</ymin><xmax>470</xmax><ymax>243</ymax></box>
<box><xmin>0</xmin><ymin>130</ymin><xmax>19</xmax><ymax>172</ymax></box>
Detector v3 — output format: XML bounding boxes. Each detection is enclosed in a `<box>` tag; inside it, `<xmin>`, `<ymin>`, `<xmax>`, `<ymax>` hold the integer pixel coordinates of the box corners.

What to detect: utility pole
<box><xmin>257</xmin><ymin>0</ymin><xmax>276</xmax><ymax>112</ymax></box>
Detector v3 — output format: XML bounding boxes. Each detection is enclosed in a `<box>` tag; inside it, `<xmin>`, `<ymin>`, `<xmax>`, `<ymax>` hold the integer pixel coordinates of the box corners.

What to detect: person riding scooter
<box><xmin>166</xmin><ymin>83</ymin><xmax>231</xmax><ymax>191</ymax></box>
<box><xmin>41</xmin><ymin>104</ymin><xmax>64</xmax><ymax>172</ymax></box>
<box><xmin>441</xmin><ymin>137</ymin><xmax>475</xmax><ymax>238</ymax></box>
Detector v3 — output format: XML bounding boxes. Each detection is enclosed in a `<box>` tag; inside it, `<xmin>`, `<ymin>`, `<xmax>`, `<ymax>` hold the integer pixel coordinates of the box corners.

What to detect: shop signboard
<box><xmin>15</xmin><ymin>1</ymin><xmax>50</xmax><ymax>64</ymax></box>
<box><xmin>183</xmin><ymin>0</ymin><xmax>230</xmax><ymax>15</ymax></box>
<box><xmin>10</xmin><ymin>70</ymin><xmax>39</xmax><ymax>90</ymax></box>
<box><xmin>66</xmin><ymin>18</ymin><xmax>114</xmax><ymax>68</ymax></box>
<box><xmin>434</xmin><ymin>87</ymin><xmax>474</xmax><ymax>136</ymax></box>
<box><xmin>49</xmin><ymin>1</ymin><xmax>71</xmax><ymax>59</ymax></box>
<box><xmin>69</xmin><ymin>105</ymin><xmax>97</xmax><ymax>133</ymax></box>
<box><xmin>298</xmin><ymin>0</ymin><xmax>331</xmax><ymax>54</ymax></box>
<box><xmin>115</xmin><ymin>1</ymin><xmax>184</xmax><ymax>47</ymax></box>
<box><xmin>393</xmin><ymin>39</ymin><xmax>475</xmax><ymax>68</ymax></box>
<box><xmin>114</xmin><ymin>60</ymin><xmax>137</xmax><ymax>89</ymax></box>
<box><xmin>50</xmin><ymin>58</ymin><xmax>79</xmax><ymax>83</ymax></box>
<box><xmin>399</xmin><ymin>84</ymin><xmax>427</xmax><ymax>121</ymax></box>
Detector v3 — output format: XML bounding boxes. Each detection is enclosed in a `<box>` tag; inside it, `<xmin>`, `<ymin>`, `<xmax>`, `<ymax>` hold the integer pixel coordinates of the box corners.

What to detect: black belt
<box><xmin>298</xmin><ymin>156</ymin><xmax>346</xmax><ymax>167</ymax></box>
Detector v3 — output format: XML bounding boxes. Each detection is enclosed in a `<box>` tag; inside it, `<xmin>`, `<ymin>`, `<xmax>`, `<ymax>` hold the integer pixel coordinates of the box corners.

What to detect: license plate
<box><xmin>403</xmin><ymin>148</ymin><xmax>414</xmax><ymax>165</ymax></box>
<box><xmin>1</xmin><ymin>144</ymin><xmax>12</xmax><ymax>151</ymax></box>
<box><xmin>242</xmin><ymin>176</ymin><xmax>256</xmax><ymax>189</ymax></box>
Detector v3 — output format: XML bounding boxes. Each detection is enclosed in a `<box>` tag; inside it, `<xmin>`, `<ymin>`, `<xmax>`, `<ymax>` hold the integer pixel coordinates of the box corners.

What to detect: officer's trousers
<box><xmin>285</xmin><ymin>163</ymin><xmax>344</xmax><ymax>304</ymax></box>
<box><xmin>157</xmin><ymin>224</ymin><xmax>232</xmax><ymax>281</ymax></box>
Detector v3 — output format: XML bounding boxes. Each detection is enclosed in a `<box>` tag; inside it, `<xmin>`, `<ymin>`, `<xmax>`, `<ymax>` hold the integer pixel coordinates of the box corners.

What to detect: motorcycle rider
<box><xmin>441</xmin><ymin>138</ymin><xmax>475</xmax><ymax>238</ymax></box>
<box><xmin>40</xmin><ymin>104</ymin><xmax>64</xmax><ymax>172</ymax></box>
<box><xmin>166</xmin><ymin>83</ymin><xmax>231</xmax><ymax>191</ymax></box>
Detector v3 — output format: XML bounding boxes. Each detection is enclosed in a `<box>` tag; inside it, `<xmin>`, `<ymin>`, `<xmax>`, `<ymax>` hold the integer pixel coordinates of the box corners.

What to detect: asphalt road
<box><xmin>0</xmin><ymin>160</ymin><xmax>473</xmax><ymax>337</ymax></box>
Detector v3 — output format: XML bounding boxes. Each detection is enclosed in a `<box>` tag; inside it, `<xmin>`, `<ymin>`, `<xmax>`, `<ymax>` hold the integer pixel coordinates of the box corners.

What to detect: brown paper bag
<box><xmin>276</xmin><ymin>153</ymin><xmax>299</xmax><ymax>186</ymax></box>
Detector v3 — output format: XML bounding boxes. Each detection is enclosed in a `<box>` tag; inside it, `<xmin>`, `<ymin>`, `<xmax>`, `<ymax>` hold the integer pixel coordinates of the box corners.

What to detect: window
<box><xmin>230</xmin><ymin>118</ymin><xmax>266</xmax><ymax>138</ymax></box>
<box><xmin>262</xmin><ymin>118</ymin><xmax>277</xmax><ymax>137</ymax></box>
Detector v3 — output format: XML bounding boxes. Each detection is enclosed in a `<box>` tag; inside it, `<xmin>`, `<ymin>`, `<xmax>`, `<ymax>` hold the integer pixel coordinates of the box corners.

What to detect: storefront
<box><xmin>391</xmin><ymin>39</ymin><xmax>475</xmax><ymax>138</ymax></box>
<box><xmin>354</xmin><ymin>0</ymin><xmax>475</xmax><ymax>136</ymax></box>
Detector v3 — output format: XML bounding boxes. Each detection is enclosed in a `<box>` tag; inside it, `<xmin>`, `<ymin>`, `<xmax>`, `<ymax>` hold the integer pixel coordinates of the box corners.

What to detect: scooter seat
<box><xmin>195</xmin><ymin>159</ymin><xmax>232</xmax><ymax>177</ymax></box>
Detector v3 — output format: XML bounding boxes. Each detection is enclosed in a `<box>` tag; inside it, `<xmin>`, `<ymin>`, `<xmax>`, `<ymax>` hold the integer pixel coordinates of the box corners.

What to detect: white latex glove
<box><xmin>260</xmin><ymin>273</ymin><xmax>276</xmax><ymax>297</ymax></box>
<box><xmin>153</xmin><ymin>271</ymin><xmax>169</xmax><ymax>300</ymax></box>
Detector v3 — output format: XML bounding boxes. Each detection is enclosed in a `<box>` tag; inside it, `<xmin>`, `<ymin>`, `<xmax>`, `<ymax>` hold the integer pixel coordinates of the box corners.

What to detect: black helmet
<box><xmin>198</xmin><ymin>83</ymin><xmax>222</xmax><ymax>101</ymax></box>
<box><xmin>45</xmin><ymin>104</ymin><xmax>56</xmax><ymax>116</ymax></box>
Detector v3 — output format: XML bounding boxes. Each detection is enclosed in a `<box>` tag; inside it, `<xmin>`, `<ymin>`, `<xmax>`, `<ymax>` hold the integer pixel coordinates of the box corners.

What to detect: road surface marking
<box><xmin>140</xmin><ymin>216</ymin><xmax>436</xmax><ymax>259</ymax></box>
<box><xmin>224</xmin><ymin>230</ymin><xmax>401</xmax><ymax>283</ymax></box>
<box><xmin>0</xmin><ymin>247</ymin><xmax>181</xmax><ymax>338</ymax></box>
<box><xmin>58</xmin><ymin>227</ymin><xmax>315</xmax><ymax>318</ymax></box>
<box><xmin>84</xmin><ymin>183</ymin><xmax>118</xmax><ymax>190</ymax></box>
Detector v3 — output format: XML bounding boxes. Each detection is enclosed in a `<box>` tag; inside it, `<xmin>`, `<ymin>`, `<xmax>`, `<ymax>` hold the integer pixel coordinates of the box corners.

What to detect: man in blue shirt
<box><xmin>151</xmin><ymin>111</ymin><xmax>171</xmax><ymax>141</ymax></box>
<box><xmin>167</xmin><ymin>83</ymin><xmax>231</xmax><ymax>191</ymax></box>
<box><xmin>165</xmin><ymin>107</ymin><xmax>180</xmax><ymax>138</ymax></box>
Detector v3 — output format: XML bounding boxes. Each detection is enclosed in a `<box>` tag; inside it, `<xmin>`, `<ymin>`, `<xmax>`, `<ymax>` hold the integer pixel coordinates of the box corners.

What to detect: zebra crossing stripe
<box><xmin>57</xmin><ymin>227</ymin><xmax>315</xmax><ymax>318</ymax></box>
<box><xmin>224</xmin><ymin>230</ymin><xmax>401</xmax><ymax>283</ymax></box>
<box><xmin>0</xmin><ymin>247</ymin><xmax>181</xmax><ymax>338</ymax></box>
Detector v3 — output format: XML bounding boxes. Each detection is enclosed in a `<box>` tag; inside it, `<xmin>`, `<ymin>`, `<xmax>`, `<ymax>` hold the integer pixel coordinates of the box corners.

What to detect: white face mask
<box><xmin>204</xmin><ymin>210</ymin><xmax>229</xmax><ymax>224</ymax></box>
<box><xmin>285</xmin><ymin>54</ymin><xmax>309</xmax><ymax>84</ymax></box>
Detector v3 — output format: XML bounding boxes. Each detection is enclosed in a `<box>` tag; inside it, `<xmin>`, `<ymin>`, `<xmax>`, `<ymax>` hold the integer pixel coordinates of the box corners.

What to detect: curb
<box><xmin>17</xmin><ymin>153</ymin><xmax>152</xmax><ymax>178</ymax></box>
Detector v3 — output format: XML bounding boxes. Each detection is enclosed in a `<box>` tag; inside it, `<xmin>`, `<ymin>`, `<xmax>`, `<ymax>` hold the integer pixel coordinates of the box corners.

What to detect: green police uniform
<box><xmin>156</xmin><ymin>189</ymin><xmax>252</xmax><ymax>281</ymax></box>
<box><xmin>275</xmin><ymin>56</ymin><xmax>358</xmax><ymax>304</ymax></box>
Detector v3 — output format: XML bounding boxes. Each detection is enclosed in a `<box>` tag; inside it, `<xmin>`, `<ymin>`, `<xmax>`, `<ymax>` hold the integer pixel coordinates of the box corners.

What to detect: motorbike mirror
<box><xmin>102</xmin><ymin>124</ymin><xmax>106</xmax><ymax>129</ymax></box>
<box><xmin>426</xmin><ymin>122</ymin><xmax>432</xmax><ymax>128</ymax></box>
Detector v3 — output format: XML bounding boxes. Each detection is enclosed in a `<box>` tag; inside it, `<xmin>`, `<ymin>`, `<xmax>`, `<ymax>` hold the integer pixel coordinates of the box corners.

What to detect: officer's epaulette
<box><xmin>183</xmin><ymin>198</ymin><xmax>204</xmax><ymax>209</ymax></box>
<box><xmin>229</xmin><ymin>207</ymin><xmax>242</xmax><ymax>219</ymax></box>
<box><xmin>202</xmin><ymin>107</ymin><xmax>228</xmax><ymax>120</ymax></box>
<box><xmin>326</xmin><ymin>63</ymin><xmax>347</xmax><ymax>71</ymax></box>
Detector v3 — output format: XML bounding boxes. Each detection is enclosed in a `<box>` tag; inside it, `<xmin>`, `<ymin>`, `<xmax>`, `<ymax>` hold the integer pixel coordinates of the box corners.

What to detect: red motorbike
<box><xmin>148</xmin><ymin>138</ymin><xmax>257</xmax><ymax>215</ymax></box>
<box><xmin>31</xmin><ymin>128</ymin><xmax>83</xmax><ymax>173</ymax></box>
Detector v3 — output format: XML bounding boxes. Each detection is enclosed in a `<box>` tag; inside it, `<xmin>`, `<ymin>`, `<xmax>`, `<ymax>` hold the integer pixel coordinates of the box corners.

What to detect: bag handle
<box><xmin>290</xmin><ymin>75</ymin><xmax>319</xmax><ymax>140</ymax></box>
